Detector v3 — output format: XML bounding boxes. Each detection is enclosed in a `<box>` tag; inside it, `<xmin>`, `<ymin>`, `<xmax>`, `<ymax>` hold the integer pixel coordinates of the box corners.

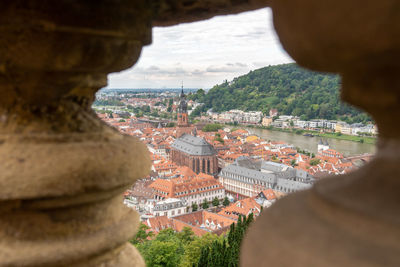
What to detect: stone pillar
<box><xmin>242</xmin><ymin>1</ymin><xmax>400</xmax><ymax>266</ymax></box>
<box><xmin>0</xmin><ymin>1</ymin><xmax>152</xmax><ymax>266</ymax></box>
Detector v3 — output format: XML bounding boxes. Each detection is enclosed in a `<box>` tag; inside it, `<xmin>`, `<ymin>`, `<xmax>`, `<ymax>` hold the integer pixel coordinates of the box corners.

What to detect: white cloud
<box><xmin>107</xmin><ymin>8</ymin><xmax>293</xmax><ymax>89</ymax></box>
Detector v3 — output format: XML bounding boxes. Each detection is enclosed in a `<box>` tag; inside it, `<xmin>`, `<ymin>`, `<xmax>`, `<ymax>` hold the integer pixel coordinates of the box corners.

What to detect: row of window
<box><xmin>154</xmin><ymin>203</ymin><xmax>184</xmax><ymax>211</ymax></box>
<box><xmin>223</xmin><ymin>177</ymin><xmax>272</xmax><ymax>189</ymax></box>
<box><xmin>175</xmin><ymin>184</ymin><xmax>220</xmax><ymax>196</ymax></box>
<box><xmin>179</xmin><ymin>189</ymin><xmax>224</xmax><ymax>199</ymax></box>
<box><xmin>222</xmin><ymin>171</ymin><xmax>272</xmax><ymax>186</ymax></box>
<box><xmin>154</xmin><ymin>207</ymin><xmax>184</xmax><ymax>217</ymax></box>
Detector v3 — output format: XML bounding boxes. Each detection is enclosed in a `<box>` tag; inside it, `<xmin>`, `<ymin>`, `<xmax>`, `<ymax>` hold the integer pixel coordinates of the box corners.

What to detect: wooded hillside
<box><xmin>189</xmin><ymin>64</ymin><xmax>371</xmax><ymax>123</ymax></box>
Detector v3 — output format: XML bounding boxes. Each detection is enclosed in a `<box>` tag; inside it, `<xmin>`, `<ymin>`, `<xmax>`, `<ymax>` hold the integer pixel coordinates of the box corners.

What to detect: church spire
<box><xmin>177</xmin><ymin>81</ymin><xmax>189</xmax><ymax>130</ymax></box>
<box><xmin>180</xmin><ymin>81</ymin><xmax>185</xmax><ymax>98</ymax></box>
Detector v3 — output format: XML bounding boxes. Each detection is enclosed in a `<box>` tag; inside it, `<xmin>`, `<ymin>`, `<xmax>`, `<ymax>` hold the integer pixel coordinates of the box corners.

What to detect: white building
<box><xmin>219</xmin><ymin>157</ymin><xmax>314</xmax><ymax>197</ymax></box>
<box><xmin>152</xmin><ymin>198</ymin><xmax>187</xmax><ymax>218</ymax></box>
<box><xmin>317</xmin><ymin>139</ymin><xmax>330</xmax><ymax>152</ymax></box>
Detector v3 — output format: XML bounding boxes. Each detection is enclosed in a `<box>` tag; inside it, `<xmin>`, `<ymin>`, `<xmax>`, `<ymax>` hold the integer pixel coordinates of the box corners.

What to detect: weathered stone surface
<box><xmin>242</xmin><ymin>1</ymin><xmax>400</xmax><ymax>266</ymax></box>
<box><xmin>0</xmin><ymin>1</ymin><xmax>153</xmax><ymax>266</ymax></box>
<box><xmin>153</xmin><ymin>0</ymin><xmax>270</xmax><ymax>26</ymax></box>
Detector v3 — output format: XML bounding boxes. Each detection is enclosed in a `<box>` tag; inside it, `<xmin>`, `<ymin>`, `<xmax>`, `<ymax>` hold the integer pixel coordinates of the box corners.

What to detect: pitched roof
<box><xmin>259</xmin><ymin>189</ymin><xmax>277</xmax><ymax>200</ymax></box>
<box><xmin>218</xmin><ymin>197</ymin><xmax>261</xmax><ymax>220</ymax></box>
<box><xmin>171</xmin><ymin>133</ymin><xmax>216</xmax><ymax>156</ymax></box>
<box><xmin>149</xmin><ymin>173</ymin><xmax>224</xmax><ymax>199</ymax></box>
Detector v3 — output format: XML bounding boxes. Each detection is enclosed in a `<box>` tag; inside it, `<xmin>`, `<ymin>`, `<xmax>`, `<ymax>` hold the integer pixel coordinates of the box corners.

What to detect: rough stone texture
<box><xmin>0</xmin><ymin>0</ymin><xmax>272</xmax><ymax>266</ymax></box>
<box><xmin>241</xmin><ymin>1</ymin><xmax>400</xmax><ymax>266</ymax></box>
<box><xmin>0</xmin><ymin>1</ymin><xmax>153</xmax><ymax>266</ymax></box>
<box><xmin>153</xmin><ymin>0</ymin><xmax>270</xmax><ymax>26</ymax></box>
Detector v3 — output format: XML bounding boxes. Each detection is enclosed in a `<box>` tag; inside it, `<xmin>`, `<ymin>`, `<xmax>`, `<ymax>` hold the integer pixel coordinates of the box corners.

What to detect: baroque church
<box><xmin>171</xmin><ymin>88</ymin><xmax>218</xmax><ymax>176</ymax></box>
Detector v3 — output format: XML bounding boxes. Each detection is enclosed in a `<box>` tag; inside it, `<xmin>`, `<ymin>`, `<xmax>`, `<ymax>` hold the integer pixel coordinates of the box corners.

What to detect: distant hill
<box><xmin>189</xmin><ymin>63</ymin><xmax>371</xmax><ymax>124</ymax></box>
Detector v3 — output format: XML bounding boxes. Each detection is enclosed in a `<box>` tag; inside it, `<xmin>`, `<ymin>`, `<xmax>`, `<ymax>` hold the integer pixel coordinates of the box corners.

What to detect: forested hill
<box><xmin>189</xmin><ymin>63</ymin><xmax>371</xmax><ymax>123</ymax></box>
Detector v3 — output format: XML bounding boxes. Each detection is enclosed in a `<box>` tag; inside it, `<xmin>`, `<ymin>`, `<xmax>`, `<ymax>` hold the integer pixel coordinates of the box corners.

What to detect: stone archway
<box><xmin>0</xmin><ymin>1</ymin><xmax>399</xmax><ymax>266</ymax></box>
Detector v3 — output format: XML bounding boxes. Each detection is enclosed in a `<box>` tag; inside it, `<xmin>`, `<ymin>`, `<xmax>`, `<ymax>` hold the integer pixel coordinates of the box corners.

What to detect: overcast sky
<box><xmin>106</xmin><ymin>8</ymin><xmax>293</xmax><ymax>89</ymax></box>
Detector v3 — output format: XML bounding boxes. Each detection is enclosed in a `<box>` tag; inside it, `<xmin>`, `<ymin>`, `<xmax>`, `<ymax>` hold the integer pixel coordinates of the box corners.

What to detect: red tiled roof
<box><xmin>218</xmin><ymin>197</ymin><xmax>261</xmax><ymax>220</ymax></box>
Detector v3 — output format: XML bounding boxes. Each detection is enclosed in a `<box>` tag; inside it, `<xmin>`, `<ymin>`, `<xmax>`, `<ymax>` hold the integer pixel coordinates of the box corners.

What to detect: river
<box><xmin>243</xmin><ymin>127</ymin><xmax>376</xmax><ymax>156</ymax></box>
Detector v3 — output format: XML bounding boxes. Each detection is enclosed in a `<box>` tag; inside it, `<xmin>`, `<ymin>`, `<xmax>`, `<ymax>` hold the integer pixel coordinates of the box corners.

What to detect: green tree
<box><xmin>196</xmin><ymin>214</ymin><xmax>255</xmax><ymax>267</ymax></box>
<box><xmin>179</xmin><ymin>234</ymin><xmax>220</xmax><ymax>267</ymax></box>
<box><xmin>177</xmin><ymin>227</ymin><xmax>195</xmax><ymax>244</ymax></box>
<box><xmin>214</xmin><ymin>136</ymin><xmax>224</xmax><ymax>144</ymax></box>
<box><xmin>201</xmin><ymin>199</ymin><xmax>209</xmax><ymax>209</ymax></box>
<box><xmin>203</xmin><ymin>123</ymin><xmax>223</xmax><ymax>132</ymax></box>
<box><xmin>150</xmin><ymin>110</ymin><xmax>159</xmax><ymax>117</ymax></box>
<box><xmin>212</xmin><ymin>197</ymin><xmax>220</xmax><ymax>207</ymax></box>
<box><xmin>136</xmin><ymin>228</ymin><xmax>184</xmax><ymax>267</ymax></box>
<box><xmin>189</xmin><ymin>106</ymin><xmax>202</xmax><ymax>119</ymax></box>
<box><xmin>192</xmin><ymin>203</ymin><xmax>198</xmax><ymax>212</ymax></box>
<box><xmin>223</xmin><ymin>197</ymin><xmax>230</xmax><ymax>207</ymax></box>
<box><xmin>309</xmin><ymin>158</ymin><xmax>321</xmax><ymax>166</ymax></box>
<box><xmin>119</xmin><ymin>119</ymin><xmax>126</xmax><ymax>122</ymax></box>
<box><xmin>130</xmin><ymin>223</ymin><xmax>153</xmax><ymax>245</ymax></box>
<box><xmin>145</xmin><ymin>240</ymin><xmax>181</xmax><ymax>267</ymax></box>
<box><xmin>196</xmin><ymin>63</ymin><xmax>371</xmax><ymax>123</ymax></box>
<box><xmin>141</xmin><ymin>105</ymin><xmax>151</xmax><ymax>113</ymax></box>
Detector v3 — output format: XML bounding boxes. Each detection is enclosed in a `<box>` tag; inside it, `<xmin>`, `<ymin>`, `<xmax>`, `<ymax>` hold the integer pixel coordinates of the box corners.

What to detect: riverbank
<box><xmin>230</xmin><ymin>124</ymin><xmax>376</xmax><ymax>145</ymax></box>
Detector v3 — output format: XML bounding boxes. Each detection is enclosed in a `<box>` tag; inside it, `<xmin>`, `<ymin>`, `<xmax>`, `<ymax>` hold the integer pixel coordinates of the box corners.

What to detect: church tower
<box><xmin>176</xmin><ymin>85</ymin><xmax>194</xmax><ymax>137</ymax></box>
<box><xmin>177</xmin><ymin>86</ymin><xmax>189</xmax><ymax>127</ymax></box>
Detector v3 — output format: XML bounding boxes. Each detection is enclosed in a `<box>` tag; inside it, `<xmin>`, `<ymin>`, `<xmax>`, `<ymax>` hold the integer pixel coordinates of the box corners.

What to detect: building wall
<box><xmin>154</xmin><ymin>206</ymin><xmax>186</xmax><ymax>217</ymax></box>
<box><xmin>177</xmin><ymin>112</ymin><xmax>189</xmax><ymax>127</ymax></box>
<box><xmin>179</xmin><ymin>189</ymin><xmax>225</xmax><ymax>207</ymax></box>
<box><xmin>171</xmin><ymin>149</ymin><xmax>218</xmax><ymax>175</ymax></box>
<box><xmin>219</xmin><ymin>176</ymin><xmax>267</xmax><ymax>198</ymax></box>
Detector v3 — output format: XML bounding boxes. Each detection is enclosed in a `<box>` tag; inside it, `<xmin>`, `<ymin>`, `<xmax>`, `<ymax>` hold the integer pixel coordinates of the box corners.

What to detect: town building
<box><xmin>317</xmin><ymin>139</ymin><xmax>330</xmax><ymax>152</ymax></box>
<box><xmin>149</xmin><ymin>172</ymin><xmax>225</xmax><ymax>207</ymax></box>
<box><xmin>219</xmin><ymin>156</ymin><xmax>314</xmax><ymax>198</ymax></box>
<box><xmin>171</xmin><ymin>134</ymin><xmax>218</xmax><ymax>175</ymax></box>
<box><xmin>143</xmin><ymin>210</ymin><xmax>236</xmax><ymax>237</ymax></box>
<box><xmin>218</xmin><ymin>197</ymin><xmax>261</xmax><ymax>220</ymax></box>
<box><xmin>262</xmin><ymin>116</ymin><xmax>273</xmax><ymax>127</ymax></box>
<box><xmin>171</xmin><ymin>87</ymin><xmax>218</xmax><ymax>175</ymax></box>
<box><xmin>176</xmin><ymin>87</ymin><xmax>195</xmax><ymax>137</ymax></box>
<box><xmin>319</xmin><ymin>149</ymin><xmax>344</xmax><ymax>159</ymax></box>
<box><xmin>152</xmin><ymin>198</ymin><xmax>186</xmax><ymax>217</ymax></box>
<box><xmin>269</xmin><ymin>109</ymin><xmax>278</xmax><ymax>117</ymax></box>
<box><xmin>255</xmin><ymin>189</ymin><xmax>277</xmax><ymax>208</ymax></box>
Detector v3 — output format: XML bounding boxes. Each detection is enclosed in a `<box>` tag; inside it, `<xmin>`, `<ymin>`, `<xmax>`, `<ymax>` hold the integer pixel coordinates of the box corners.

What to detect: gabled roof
<box><xmin>259</xmin><ymin>189</ymin><xmax>277</xmax><ymax>200</ymax></box>
<box><xmin>218</xmin><ymin>197</ymin><xmax>261</xmax><ymax>220</ymax></box>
